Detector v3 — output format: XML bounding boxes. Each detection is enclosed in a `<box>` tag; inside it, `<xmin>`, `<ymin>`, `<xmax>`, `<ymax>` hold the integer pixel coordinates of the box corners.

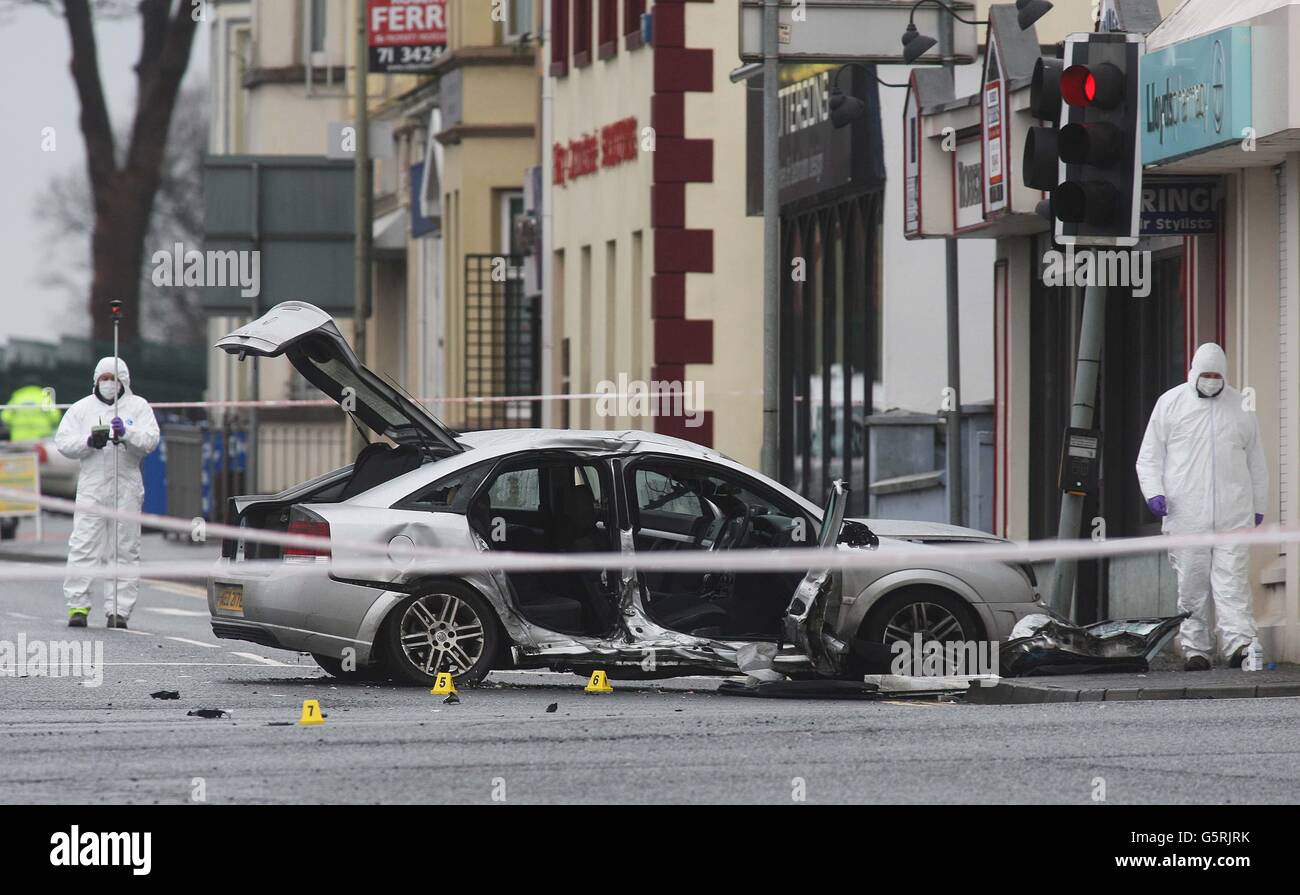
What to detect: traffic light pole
<box><xmin>1048</xmin><ymin>272</ymin><xmax>1106</xmax><ymax>618</ymax></box>
<box><xmin>940</xmin><ymin>13</ymin><xmax>963</xmax><ymax>528</ymax></box>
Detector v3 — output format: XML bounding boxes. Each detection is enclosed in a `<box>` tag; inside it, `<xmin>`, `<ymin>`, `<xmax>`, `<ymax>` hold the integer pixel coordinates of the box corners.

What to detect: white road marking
<box><xmin>6</xmin><ymin>611</ymin><xmax>38</xmax><ymax>620</ymax></box>
<box><xmin>138</xmin><ymin>606</ymin><xmax>208</xmax><ymax>618</ymax></box>
<box><xmin>119</xmin><ymin>628</ymin><xmax>155</xmax><ymax>636</ymax></box>
<box><xmin>97</xmin><ymin>662</ymin><xmax>318</xmax><ymax>668</ymax></box>
<box><xmin>166</xmin><ymin>636</ymin><xmax>222</xmax><ymax>649</ymax></box>
<box><xmin>143</xmin><ymin>579</ymin><xmax>207</xmax><ymax>599</ymax></box>
<box><xmin>229</xmin><ymin>652</ymin><xmax>291</xmax><ymax>667</ymax></box>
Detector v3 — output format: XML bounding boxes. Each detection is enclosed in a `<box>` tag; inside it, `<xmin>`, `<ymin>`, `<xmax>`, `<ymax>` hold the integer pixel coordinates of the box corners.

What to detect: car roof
<box><xmin>454</xmin><ymin>427</ymin><xmax>730</xmax><ymax>461</ymax></box>
<box><xmin>345</xmin><ymin>427</ymin><xmax>822</xmax><ymax>515</ymax></box>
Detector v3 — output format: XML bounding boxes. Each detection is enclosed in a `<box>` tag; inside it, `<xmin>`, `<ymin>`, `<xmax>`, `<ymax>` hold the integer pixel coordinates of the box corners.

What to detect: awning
<box><xmin>1148</xmin><ymin>0</ymin><xmax>1296</xmax><ymax>50</ymax></box>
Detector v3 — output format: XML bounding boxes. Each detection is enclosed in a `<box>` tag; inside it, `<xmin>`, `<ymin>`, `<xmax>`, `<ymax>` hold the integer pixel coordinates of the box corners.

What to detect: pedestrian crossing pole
<box><xmin>110</xmin><ymin>300</ymin><xmax>123</xmax><ymax>623</ymax></box>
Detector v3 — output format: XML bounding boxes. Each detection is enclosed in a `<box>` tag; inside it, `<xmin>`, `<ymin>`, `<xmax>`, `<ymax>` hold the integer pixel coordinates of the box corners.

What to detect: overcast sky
<box><xmin>0</xmin><ymin>5</ymin><xmax>208</xmax><ymax>343</ymax></box>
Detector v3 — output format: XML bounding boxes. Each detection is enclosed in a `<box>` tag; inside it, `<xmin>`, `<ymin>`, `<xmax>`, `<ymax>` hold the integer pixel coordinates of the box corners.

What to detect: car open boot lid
<box><xmin>216</xmin><ymin>301</ymin><xmax>463</xmax><ymax>457</ymax></box>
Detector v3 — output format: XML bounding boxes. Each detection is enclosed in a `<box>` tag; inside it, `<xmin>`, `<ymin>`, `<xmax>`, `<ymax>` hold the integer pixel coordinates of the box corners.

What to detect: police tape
<box><xmin>1</xmin><ymin>487</ymin><xmax>1297</xmax><ymax>582</ymax></box>
<box><xmin>0</xmin><ymin>390</ymin><xmax>729</xmax><ymax>412</ymax></box>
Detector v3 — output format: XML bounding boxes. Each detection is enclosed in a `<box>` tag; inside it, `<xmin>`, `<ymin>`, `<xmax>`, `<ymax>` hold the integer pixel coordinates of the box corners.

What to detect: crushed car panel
<box><xmin>1000</xmin><ymin>613</ymin><xmax>1189</xmax><ymax>676</ymax></box>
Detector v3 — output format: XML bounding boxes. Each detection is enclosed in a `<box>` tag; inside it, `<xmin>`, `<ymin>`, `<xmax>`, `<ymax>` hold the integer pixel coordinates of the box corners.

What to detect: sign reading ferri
<box><xmin>369</xmin><ymin>0</ymin><xmax>447</xmax><ymax>74</ymax></box>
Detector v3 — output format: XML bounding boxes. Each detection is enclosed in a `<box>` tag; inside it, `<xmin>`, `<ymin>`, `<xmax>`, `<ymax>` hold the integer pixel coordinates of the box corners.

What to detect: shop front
<box><xmin>747</xmin><ymin>64</ymin><xmax>886</xmax><ymax>516</ymax></box>
<box><xmin>905</xmin><ymin>0</ymin><xmax>1300</xmax><ymax>660</ymax></box>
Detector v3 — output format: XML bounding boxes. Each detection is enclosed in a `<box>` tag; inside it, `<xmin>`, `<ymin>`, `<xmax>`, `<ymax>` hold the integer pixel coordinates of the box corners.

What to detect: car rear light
<box><xmin>34</xmin><ymin>442</ymin><xmax>48</xmax><ymax>464</ymax></box>
<box><xmin>284</xmin><ymin>517</ymin><xmax>331</xmax><ymax>561</ymax></box>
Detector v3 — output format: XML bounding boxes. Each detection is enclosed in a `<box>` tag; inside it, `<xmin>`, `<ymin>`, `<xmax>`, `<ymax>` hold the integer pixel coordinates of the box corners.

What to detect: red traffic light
<box><xmin>1061</xmin><ymin>62</ymin><xmax>1123</xmax><ymax>109</ymax></box>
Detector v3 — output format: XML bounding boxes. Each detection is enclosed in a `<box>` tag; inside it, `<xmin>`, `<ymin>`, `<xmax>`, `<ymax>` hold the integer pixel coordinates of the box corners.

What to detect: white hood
<box><xmin>1187</xmin><ymin>342</ymin><xmax>1228</xmax><ymax>391</ymax></box>
<box><xmin>92</xmin><ymin>356</ymin><xmax>132</xmax><ymax>396</ymax></box>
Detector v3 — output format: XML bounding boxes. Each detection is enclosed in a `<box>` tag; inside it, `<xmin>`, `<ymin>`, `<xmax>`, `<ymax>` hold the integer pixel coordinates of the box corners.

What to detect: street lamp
<box><xmin>899</xmin><ymin>0</ymin><xmax>988</xmax><ymax>65</ymax></box>
<box><xmin>1016</xmin><ymin>0</ymin><xmax>1054</xmax><ymax>31</ymax></box>
<box><xmin>829</xmin><ymin>64</ymin><xmax>906</xmax><ymax>130</ymax></box>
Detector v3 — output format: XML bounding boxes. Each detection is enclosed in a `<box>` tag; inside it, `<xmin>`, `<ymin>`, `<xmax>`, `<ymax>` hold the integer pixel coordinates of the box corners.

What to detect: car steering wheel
<box><xmin>710</xmin><ymin>502</ymin><xmax>753</xmax><ymax>552</ymax></box>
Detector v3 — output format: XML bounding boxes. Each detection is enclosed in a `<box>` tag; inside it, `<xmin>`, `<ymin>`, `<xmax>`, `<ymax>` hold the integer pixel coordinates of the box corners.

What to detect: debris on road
<box><xmin>443</xmin><ymin>693</ymin><xmax>460</xmax><ymax>705</ymax></box>
<box><xmin>545</xmin><ymin>702</ymin><xmax>558</xmax><ymax>713</ymax></box>
<box><xmin>187</xmin><ymin>708</ymin><xmax>231</xmax><ymax>719</ymax></box>
<box><xmin>150</xmin><ymin>690</ymin><xmax>179</xmax><ymax>700</ymax></box>
<box><xmin>1001</xmin><ymin>613</ymin><xmax>1188</xmax><ymax>676</ymax></box>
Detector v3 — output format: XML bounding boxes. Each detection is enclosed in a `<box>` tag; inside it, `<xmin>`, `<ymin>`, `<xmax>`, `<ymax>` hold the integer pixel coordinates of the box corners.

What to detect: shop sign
<box><xmin>368</xmin><ymin>0</ymin><xmax>447</xmax><ymax>74</ymax></box>
<box><xmin>1140</xmin><ymin>177</ymin><xmax>1219</xmax><ymax>235</ymax></box>
<box><xmin>954</xmin><ymin>138</ymin><xmax>983</xmax><ymax>231</ymax></box>
<box><xmin>554</xmin><ymin>117</ymin><xmax>639</xmax><ymax>186</ymax></box>
<box><xmin>981</xmin><ymin>36</ymin><xmax>1008</xmax><ymax>216</ymax></box>
<box><xmin>1142</xmin><ymin>27</ymin><xmax>1251</xmax><ymax>165</ymax></box>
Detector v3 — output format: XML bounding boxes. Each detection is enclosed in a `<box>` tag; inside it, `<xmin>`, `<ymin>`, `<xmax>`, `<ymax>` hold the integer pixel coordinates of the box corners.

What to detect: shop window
<box><xmin>598</xmin><ymin>0</ymin><xmax>618</xmax><ymax>59</ymax></box>
<box><xmin>573</xmin><ymin>0</ymin><xmax>593</xmax><ymax>68</ymax></box>
<box><xmin>780</xmin><ymin>192</ymin><xmax>882</xmax><ymax>517</ymax></box>
<box><xmin>550</xmin><ymin>0</ymin><xmax>569</xmax><ymax>76</ymax></box>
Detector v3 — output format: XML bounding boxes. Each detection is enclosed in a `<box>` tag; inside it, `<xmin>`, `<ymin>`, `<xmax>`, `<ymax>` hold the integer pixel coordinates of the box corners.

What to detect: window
<box><xmin>504</xmin><ymin>0</ymin><xmax>532</xmax><ymax>41</ymax></box>
<box><xmin>598</xmin><ymin>0</ymin><xmax>617</xmax><ymax>59</ymax></box>
<box><xmin>308</xmin><ymin>0</ymin><xmax>327</xmax><ymax>54</ymax></box>
<box><xmin>487</xmin><ymin>468</ymin><xmax>541</xmax><ymax>511</ymax></box>
<box><xmin>573</xmin><ymin>0</ymin><xmax>593</xmax><ymax>67</ymax></box>
<box><xmin>400</xmin><ymin>464</ymin><xmax>492</xmax><ymax>512</ymax></box>
<box><xmin>550</xmin><ymin>0</ymin><xmax>569</xmax><ymax>76</ymax></box>
<box><xmin>623</xmin><ymin>0</ymin><xmax>645</xmax><ymax>37</ymax></box>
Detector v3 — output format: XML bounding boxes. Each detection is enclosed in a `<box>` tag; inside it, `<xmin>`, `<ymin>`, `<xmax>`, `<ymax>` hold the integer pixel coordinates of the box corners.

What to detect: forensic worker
<box><xmin>1135</xmin><ymin>343</ymin><xmax>1268</xmax><ymax>671</ymax></box>
<box><xmin>53</xmin><ymin>358</ymin><xmax>160</xmax><ymax>628</ymax></box>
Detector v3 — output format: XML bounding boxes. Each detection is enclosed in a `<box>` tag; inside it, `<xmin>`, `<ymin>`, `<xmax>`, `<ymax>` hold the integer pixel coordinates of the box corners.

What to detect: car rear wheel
<box><xmin>382</xmin><ymin>584</ymin><xmax>500</xmax><ymax>687</ymax></box>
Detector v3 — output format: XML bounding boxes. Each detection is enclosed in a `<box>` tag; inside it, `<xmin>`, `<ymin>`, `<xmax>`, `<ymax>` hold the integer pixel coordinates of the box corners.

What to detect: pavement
<box><xmin>2</xmin><ymin>512</ymin><xmax>1299</xmax><ymax>803</ymax></box>
<box><xmin>969</xmin><ymin>663</ymin><xmax>1300</xmax><ymax>704</ymax></box>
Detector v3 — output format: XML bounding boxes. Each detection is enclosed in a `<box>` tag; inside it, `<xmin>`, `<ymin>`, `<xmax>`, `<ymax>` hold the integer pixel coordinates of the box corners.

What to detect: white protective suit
<box><xmin>1135</xmin><ymin>343</ymin><xmax>1268</xmax><ymax>661</ymax></box>
<box><xmin>54</xmin><ymin>358</ymin><xmax>160</xmax><ymax>619</ymax></box>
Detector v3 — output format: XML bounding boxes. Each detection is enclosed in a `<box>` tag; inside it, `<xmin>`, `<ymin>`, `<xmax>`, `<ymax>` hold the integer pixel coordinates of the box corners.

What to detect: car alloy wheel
<box><xmin>398</xmin><ymin>592</ymin><xmax>487</xmax><ymax>678</ymax></box>
<box><xmin>883</xmin><ymin>601</ymin><xmax>967</xmax><ymax>645</ymax></box>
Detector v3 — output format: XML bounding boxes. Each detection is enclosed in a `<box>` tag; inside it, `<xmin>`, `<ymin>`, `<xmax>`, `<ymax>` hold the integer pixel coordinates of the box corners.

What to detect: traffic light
<box><xmin>1021</xmin><ymin>32</ymin><xmax>1143</xmax><ymax>246</ymax></box>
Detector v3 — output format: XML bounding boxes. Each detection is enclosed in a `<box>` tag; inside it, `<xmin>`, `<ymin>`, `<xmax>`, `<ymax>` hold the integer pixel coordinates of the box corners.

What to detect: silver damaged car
<box><xmin>208</xmin><ymin>302</ymin><xmax>1046</xmax><ymax>686</ymax></box>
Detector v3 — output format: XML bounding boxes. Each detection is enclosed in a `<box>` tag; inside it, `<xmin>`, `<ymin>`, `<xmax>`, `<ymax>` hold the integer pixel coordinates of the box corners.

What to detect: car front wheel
<box><xmin>858</xmin><ymin>587</ymin><xmax>983</xmax><ymax>656</ymax></box>
<box><xmin>382</xmin><ymin>585</ymin><xmax>500</xmax><ymax>687</ymax></box>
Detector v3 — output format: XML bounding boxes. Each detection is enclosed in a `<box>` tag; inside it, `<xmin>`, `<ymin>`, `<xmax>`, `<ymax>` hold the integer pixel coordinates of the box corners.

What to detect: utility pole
<box><xmin>940</xmin><ymin>11</ymin><xmax>963</xmax><ymax>528</ymax></box>
<box><xmin>759</xmin><ymin>0</ymin><xmax>780</xmax><ymax>478</ymax></box>
<box><xmin>354</xmin><ymin>0</ymin><xmax>372</xmax><ymax>367</ymax></box>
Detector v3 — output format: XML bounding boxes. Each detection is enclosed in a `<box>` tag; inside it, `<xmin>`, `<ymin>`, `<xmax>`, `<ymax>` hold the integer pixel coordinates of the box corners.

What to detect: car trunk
<box><xmin>215</xmin><ymin>301</ymin><xmax>461</xmax><ymax>560</ymax></box>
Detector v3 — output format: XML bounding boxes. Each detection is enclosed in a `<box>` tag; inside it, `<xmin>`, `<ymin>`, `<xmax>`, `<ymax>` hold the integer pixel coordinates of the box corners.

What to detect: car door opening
<box><xmin>470</xmin><ymin>457</ymin><xmax>619</xmax><ymax>638</ymax></box>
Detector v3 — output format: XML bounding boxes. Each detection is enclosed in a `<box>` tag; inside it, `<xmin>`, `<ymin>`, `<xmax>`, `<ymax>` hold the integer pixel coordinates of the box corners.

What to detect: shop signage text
<box><xmin>982</xmin><ymin>38</ymin><xmax>1008</xmax><ymax>216</ymax></box>
<box><xmin>954</xmin><ymin>139</ymin><xmax>983</xmax><ymax>230</ymax></box>
<box><xmin>1142</xmin><ymin>27</ymin><xmax>1251</xmax><ymax>165</ymax></box>
<box><xmin>368</xmin><ymin>0</ymin><xmax>448</xmax><ymax>74</ymax></box>
<box><xmin>1140</xmin><ymin>178</ymin><xmax>1219</xmax><ymax>235</ymax></box>
<box><xmin>553</xmin><ymin>117</ymin><xmax>639</xmax><ymax>186</ymax></box>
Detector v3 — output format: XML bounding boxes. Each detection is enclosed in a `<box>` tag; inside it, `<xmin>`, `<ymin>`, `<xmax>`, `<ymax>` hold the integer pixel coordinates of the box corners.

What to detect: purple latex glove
<box><xmin>1256</xmin><ymin>514</ymin><xmax>1264</xmax><ymax>527</ymax></box>
<box><xmin>1147</xmin><ymin>495</ymin><xmax>1168</xmax><ymax>517</ymax></box>
<box><xmin>111</xmin><ymin>416</ymin><xmax>126</xmax><ymax>439</ymax></box>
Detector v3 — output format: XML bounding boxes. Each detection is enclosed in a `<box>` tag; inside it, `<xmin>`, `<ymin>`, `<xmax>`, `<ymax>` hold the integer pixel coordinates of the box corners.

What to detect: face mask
<box><xmin>97</xmin><ymin>380</ymin><xmax>120</xmax><ymax>401</ymax></box>
<box><xmin>1196</xmin><ymin>375</ymin><xmax>1224</xmax><ymax>398</ymax></box>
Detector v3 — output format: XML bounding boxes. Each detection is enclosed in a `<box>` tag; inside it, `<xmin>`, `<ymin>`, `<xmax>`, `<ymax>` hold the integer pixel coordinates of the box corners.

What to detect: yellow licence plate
<box><xmin>216</xmin><ymin>584</ymin><xmax>244</xmax><ymax>615</ymax></box>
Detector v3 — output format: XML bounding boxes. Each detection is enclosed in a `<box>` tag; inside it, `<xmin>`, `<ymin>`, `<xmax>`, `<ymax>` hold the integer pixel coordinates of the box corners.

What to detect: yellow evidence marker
<box><xmin>430</xmin><ymin>672</ymin><xmax>458</xmax><ymax>696</ymax></box>
<box><xmin>298</xmin><ymin>699</ymin><xmax>324</xmax><ymax>726</ymax></box>
<box><xmin>585</xmin><ymin>670</ymin><xmax>614</xmax><ymax>693</ymax></box>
